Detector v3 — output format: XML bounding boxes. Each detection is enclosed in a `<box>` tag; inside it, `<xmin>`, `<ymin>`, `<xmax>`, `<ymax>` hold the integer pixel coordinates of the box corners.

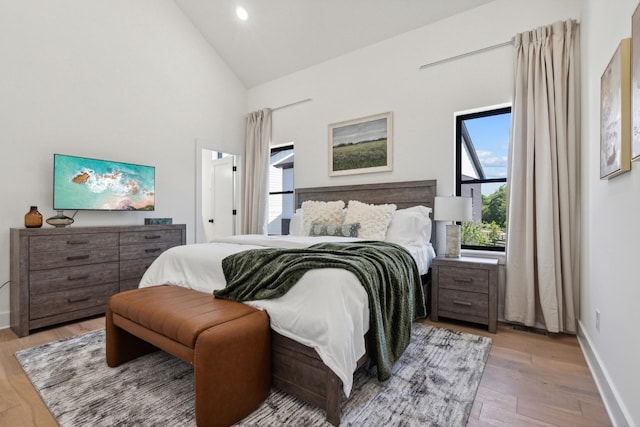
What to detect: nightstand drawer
<box><xmin>438</xmin><ymin>288</ymin><xmax>488</xmax><ymax>320</ymax></box>
<box><xmin>439</xmin><ymin>266</ymin><xmax>489</xmax><ymax>294</ymax></box>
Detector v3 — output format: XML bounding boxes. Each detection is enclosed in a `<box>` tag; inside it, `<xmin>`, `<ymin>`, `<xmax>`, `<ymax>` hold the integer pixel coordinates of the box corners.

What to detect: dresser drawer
<box><xmin>438</xmin><ymin>266</ymin><xmax>489</xmax><ymax>294</ymax></box>
<box><xmin>29</xmin><ymin>282</ymin><xmax>120</xmax><ymax>320</ymax></box>
<box><xmin>120</xmin><ymin>278</ymin><xmax>142</xmax><ymax>292</ymax></box>
<box><xmin>119</xmin><ymin>241</ymin><xmax>180</xmax><ymax>261</ymax></box>
<box><xmin>29</xmin><ymin>247</ymin><xmax>120</xmax><ymax>271</ymax></box>
<box><xmin>120</xmin><ymin>258</ymin><xmax>156</xmax><ymax>281</ymax></box>
<box><xmin>29</xmin><ymin>262</ymin><xmax>119</xmax><ymax>295</ymax></box>
<box><xmin>119</xmin><ymin>229</ymin><xmax>183</xmax><ymax>245</ymax></box>
<box><xmin>29</xmin><ymin>233</ymin><xmax>118</xmax><ymax>253</ymax></box>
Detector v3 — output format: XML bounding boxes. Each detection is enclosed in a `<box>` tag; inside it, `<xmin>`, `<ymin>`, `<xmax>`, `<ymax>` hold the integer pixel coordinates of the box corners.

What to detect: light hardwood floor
<box><xmin>421</xmin><ymin>318</ymin><xmax>612</xmax><ymax>427</ymax></box>
<box><xmin>0</xmin><ymin>317</ymin><xmax>611</xmax><ymax>426</ymax></box>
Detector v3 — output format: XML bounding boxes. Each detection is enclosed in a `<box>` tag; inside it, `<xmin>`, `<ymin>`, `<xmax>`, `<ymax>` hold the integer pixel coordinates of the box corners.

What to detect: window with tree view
<box><xmin>456</xmin><ymin>106</ymin><xmax>510</xmax><ymax>251</ymax></box>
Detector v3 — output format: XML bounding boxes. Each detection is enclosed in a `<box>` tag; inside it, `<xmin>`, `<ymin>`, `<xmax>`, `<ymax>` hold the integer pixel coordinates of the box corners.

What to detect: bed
<box><xmin>139</xmin><ymin>179</ymin><xmax>437</xmax><ymax>425</ymax></box>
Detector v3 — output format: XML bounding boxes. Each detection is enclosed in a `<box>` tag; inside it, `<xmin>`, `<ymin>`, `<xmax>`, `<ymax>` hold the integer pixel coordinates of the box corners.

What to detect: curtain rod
<box><xmin>418</xmin><ymin>40</ymin><xmax>512</xmax><ymax>70</ymax></box>
<box><xmin>272</xmin><ymin>98</ymin><xmax>313</xmax><ymax>111</ymax></box>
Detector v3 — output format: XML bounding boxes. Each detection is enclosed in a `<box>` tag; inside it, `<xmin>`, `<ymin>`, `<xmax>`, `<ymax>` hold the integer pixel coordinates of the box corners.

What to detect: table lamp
<box><xmin>434</xmin><ymin>196</ymin><xmax>473</xmax><ymax>258</ymax></box>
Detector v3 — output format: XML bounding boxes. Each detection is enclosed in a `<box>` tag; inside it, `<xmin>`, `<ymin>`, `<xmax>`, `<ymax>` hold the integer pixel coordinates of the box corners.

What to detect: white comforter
<box><xmin>139</xmin><ymin>234</ymin><xmax>433</xmax><ymax>396</ymax></box>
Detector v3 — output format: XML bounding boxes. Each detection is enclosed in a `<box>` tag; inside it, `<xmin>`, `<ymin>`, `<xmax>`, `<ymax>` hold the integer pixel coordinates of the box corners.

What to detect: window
<box><xmin>267</xmin><ymin>144</ymin><xmax>294</xmax><ymax>235</ymax></box>
<box><xmin>455</xmin><ymin>106</ymin><xmax>510</xmax><ymax>251</ymax></box>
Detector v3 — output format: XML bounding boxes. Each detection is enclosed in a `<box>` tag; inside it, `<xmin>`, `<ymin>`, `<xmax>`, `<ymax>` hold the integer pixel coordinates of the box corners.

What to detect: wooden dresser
<box><xmin>10</xmin><ymin>224</ymin><xmax>186</xmax><ymax>337</ymax></box>
<box><xmin>431</xmin><ymin>256</ymin><xmax>499</xmax><ymax>333</ymax></box>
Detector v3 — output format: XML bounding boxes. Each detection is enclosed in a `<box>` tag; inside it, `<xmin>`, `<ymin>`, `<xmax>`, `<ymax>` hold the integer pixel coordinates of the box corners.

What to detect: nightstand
<box><xmin>431</xmin><ymin>256</ymin><xmax>499</xmax><ymax>333</ymax></box>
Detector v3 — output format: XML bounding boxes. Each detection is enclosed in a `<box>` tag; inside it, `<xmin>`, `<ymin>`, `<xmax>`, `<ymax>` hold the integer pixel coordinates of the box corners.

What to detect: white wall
<box><xmin>0</xmin><ymin>0</ymin><xmax>247</xmax><ymax>328</ymax></box>
<box><xmin>581</xmin><ymin>1</ymin><xmax>640</xmax><ymax>425</ymax></box>
<box><xmin>248</xmin><ymin>0</ymin><xmax>582</xmax><ymax>255</ymax></box>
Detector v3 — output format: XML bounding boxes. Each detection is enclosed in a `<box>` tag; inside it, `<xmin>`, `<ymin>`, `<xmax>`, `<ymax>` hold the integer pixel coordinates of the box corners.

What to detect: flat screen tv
<box><xmin>53</xmin><ymin>154</ymin><xmax>155</xmax><ymax>211</ymax></box>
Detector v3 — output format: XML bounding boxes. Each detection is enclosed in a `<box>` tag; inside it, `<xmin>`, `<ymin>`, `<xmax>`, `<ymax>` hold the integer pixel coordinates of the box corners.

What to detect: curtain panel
<box><xmin>505</xmin><ymin>20</ymin><xmax>580</xmax><ymax>333</ymax></box>
<box><xmin>242</xmin><ymin>108</ymin><xmax>272</xmax><ymax>235</ymax></box>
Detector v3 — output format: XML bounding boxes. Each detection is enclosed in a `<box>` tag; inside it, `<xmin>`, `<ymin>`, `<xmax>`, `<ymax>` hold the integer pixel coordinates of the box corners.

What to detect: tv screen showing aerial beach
<box><xmin>53</xmin><ymin>154</ymin><xmax>155</xmax><ymax>211</ymax></box>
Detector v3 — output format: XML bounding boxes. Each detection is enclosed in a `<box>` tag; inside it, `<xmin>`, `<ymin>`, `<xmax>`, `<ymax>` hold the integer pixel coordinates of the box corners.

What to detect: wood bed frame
<box><xmin>271</xmin><ymin>179</ymin><xmax>437</xmax><ymax>425</ymax></box>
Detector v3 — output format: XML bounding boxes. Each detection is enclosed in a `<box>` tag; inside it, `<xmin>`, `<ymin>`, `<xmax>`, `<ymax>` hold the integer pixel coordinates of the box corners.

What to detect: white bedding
<box><xmin>139</xmin><ymin>234</ymin><xmax>434</xmax><ymax>396</ymax></box>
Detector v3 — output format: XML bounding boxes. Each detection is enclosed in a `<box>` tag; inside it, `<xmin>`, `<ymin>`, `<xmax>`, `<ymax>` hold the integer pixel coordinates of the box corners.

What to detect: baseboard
<box><xmin>577</xmin><ymin>320</ymin><xmax>632</xmax><ymax>427</ymax></box>
<box><xmin>0</xmin><ymin>310</ymin><xmax>10</xmax><ymax>330</ymax></box>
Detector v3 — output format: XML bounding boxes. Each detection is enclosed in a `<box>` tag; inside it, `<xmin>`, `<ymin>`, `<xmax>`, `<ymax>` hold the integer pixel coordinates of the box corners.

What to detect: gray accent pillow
<box><xmin>309</xmin><ymin>222</ymin><xmax>360</xmax><ymax>237</ymax></box>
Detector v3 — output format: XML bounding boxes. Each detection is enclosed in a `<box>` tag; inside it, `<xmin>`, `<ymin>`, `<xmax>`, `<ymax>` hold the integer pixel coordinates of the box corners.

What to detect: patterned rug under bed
<box><xmin>15</xmin><ymin>322</ymin><xmax>491</xmax><ymax>426</ymax></box>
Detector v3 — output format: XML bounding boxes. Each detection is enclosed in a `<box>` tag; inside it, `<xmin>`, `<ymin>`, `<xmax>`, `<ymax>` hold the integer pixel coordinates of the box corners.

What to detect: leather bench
<box><xmin>106</xmin><ymin>285</ymin><xmax>271</xmax><ymax>427</ymax></box>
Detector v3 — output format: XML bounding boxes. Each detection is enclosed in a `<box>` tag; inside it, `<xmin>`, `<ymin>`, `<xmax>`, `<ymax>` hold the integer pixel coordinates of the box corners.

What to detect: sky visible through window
<box><xmin>463</xmin><ymin>112</ymin><xmax>511</xmax><ymax>194</ymax></box>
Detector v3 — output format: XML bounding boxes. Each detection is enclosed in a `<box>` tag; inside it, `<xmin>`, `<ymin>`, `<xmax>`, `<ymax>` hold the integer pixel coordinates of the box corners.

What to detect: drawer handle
<box><xmin>67</xmin><ymin>255</ymin><xmax>90</xmax><ymax>261</ymax></box>
<box><xmin>145</xmin><ymin>248</ymin><xmax>162</xmax><ymax>253</ymax></box>
<box><xmin>452</xmin><ymin>300</ymin><xmax>472</xmax><ymax>307</ymax></box>
<box><xmin>68</xmin><ymin>296</ymin><xmax>91</xmax><ymax>303</ymax></box>
<box><xmin>145</xmin><ymin>235</ymin><xmax>162</xmax><ymax>240</ymax></box>
<box><xmin>67</xmin><ymin>275</ymin><xmax>90</xmax><ymax>281</ymax></box>
<box><xmin>66</xmin><ymin>240</ymin><xmax>89</xmax><ymax>245</ymax></box>
<box><xmin>453</xmin><ymin>278</ymin><xmax>473</xmax><ymax>283</ymax></box>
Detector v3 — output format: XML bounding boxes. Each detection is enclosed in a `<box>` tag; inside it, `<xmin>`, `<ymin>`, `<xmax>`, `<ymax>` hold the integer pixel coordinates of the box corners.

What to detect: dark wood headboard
<box><xmin>295</xmin><ymin>179</ymin><xmax>437</xmax><ymax>244</ymax></box>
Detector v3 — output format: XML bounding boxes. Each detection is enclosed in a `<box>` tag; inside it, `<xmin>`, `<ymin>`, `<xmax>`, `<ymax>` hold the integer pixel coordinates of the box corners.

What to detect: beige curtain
<box><xmin>505</xmin><ymin>20</ymin><xmax>580</xmax><ymax>333</ymax></box>
<box><xmin>242</xmin><ymin>108</ymin><xmax>272</xmax><ymax>234</ymax></box>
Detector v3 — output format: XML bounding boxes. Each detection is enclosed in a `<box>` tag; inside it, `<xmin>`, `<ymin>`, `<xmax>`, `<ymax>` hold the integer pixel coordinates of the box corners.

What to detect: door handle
<box><xmin>208</xmin><ymin>219</ymin><xmax>214</xmax><ymax>223</ymax></box>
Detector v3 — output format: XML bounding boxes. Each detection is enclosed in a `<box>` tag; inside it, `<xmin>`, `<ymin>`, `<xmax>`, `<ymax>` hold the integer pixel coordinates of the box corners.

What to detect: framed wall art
<box><xmin>600</xmin><ymin>38</ymin><xmax>631</xmax><ymax>179</ymax></box>
<box><xmin>328</xmin><ymin>112</ymin><xmax>393</xmax><ymax>176</ymax></box>
<box><xmin>632</xmin><ymin>4</ymin><xmax>640</xmax><ymax>161</ymax></box>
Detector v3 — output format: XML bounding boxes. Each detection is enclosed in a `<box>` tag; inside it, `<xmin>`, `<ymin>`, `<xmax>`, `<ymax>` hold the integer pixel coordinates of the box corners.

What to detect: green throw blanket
<box><xmin>214</xmin><ymin>241</ymin><xmax>426</xmax><ymax>382</ymax></box>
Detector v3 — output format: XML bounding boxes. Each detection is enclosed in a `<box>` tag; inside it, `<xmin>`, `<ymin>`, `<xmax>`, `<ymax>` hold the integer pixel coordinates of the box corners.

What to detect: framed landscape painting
<box><xmin>328</xmin><ymin>112</ymin><xmax>393</xmax><ymax>176</ymax></box>
<box><xmin>633</xmin><ymin>5</ymin><xmax>640</xmax><ymax>161</ymax></box>
<box><xmin>600</xmin><ymin>38</ymin><xmax>631</xmax><ymax>179</ymax></box>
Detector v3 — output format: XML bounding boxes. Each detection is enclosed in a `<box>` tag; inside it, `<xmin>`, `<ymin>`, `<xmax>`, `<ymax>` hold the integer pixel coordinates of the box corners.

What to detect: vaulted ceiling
<box><xmin>174</xmin><ymin>0</ymin><xmax>496</xmax><ymax>88</ymax></box>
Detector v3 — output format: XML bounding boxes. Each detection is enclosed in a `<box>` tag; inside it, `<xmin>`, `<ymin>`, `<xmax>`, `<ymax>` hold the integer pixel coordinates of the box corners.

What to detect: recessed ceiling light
<box><xmin>236</xmin><ymin>6</ymin><xmax>248</xmax><ymax>21</ymax></box>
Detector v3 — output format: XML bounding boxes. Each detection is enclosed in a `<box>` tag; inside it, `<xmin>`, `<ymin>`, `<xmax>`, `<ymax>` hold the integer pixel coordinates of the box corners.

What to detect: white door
<box><xmin>203</xmin><ymin>156</ymin><xmax>235</xmax><ymax>241</ymax></box>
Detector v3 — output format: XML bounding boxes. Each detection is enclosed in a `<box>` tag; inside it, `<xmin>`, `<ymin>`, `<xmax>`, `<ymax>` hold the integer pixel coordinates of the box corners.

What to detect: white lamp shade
<box><xmin>434</xmin><ymin>196</ymin><xmax>472</xmax><ymax>222</ymax></box>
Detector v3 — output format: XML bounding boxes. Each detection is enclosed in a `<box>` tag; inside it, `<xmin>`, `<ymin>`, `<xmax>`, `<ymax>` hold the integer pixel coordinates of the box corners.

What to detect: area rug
<box><xmin>15</xmin><ymin>323</ymin><xmax>491</xmax><ymax>426</ymax></box>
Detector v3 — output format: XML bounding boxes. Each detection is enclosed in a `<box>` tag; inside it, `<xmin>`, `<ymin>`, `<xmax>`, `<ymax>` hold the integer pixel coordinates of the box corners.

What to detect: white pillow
<box><xmin>343</xmin><ymin>200</ymin><xmax>396</xmax><ymax>240</ymax></box>
<box><xmin>385</xmin><ymin>206</ymin><xmax>433</xmax><ymax>246</ymax></box>
<box><xmin>289</xmin><ymin>209</ymin><xmax>304</xmax><ymax>236</ymax></box>
<box><xmin>301</xmin><ymin>200</ymin><xmax>345</xmax><ymax>235</ymax></box>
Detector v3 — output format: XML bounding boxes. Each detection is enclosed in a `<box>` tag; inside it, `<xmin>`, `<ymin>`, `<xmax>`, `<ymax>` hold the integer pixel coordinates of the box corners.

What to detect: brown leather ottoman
<box><xmin>106</xmin><ymin>285</ymin><xmax>271</xmax><ymax>427</ymax></box>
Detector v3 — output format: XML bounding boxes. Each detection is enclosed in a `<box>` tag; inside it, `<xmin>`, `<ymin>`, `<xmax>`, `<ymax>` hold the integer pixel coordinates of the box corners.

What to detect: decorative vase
<box><xmin>46</xmin><ymin>210</ymin><xmax>74</xmax><ymax>228</ymax></box>
<box><xmin>24</xmin><ymin>206</ymin><xmax>43</xmax><ymax>228</ymax></box>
